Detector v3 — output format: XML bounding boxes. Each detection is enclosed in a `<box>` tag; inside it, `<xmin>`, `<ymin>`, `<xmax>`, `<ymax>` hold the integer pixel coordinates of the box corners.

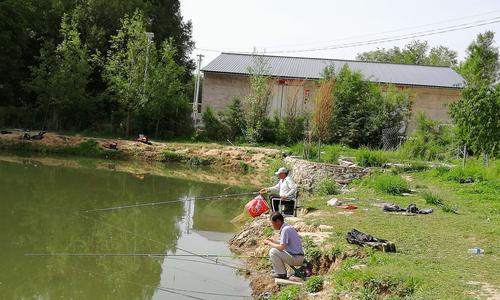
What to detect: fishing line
<box><xmin>25</xmin><ymin>253</ymin><xmax>264</xmax><ymax>258</ymax></box>
<box><xmin>83</xmin><ymin>192</ymin><xmax>257</xmax><ymax>213</ymax></box>
<box><xmin>75</xmin><ymin>212</ymin><xmax>246</xmax><ymax>271</ymax></box>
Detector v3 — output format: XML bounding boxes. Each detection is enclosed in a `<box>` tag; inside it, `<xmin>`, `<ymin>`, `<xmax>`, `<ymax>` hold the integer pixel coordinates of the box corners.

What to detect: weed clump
<box><xmin>313</xmin><ymin>178</ymin><xmax>340</xmax><ymax>196</ymax></box>
<box><xmin>355</xmin><ymin>147</ymin><xmax>389</xmax><ymax>167</ymax></box>
<box><xmin>371</xmin><ymin>174</ymin><xmax>410</xmax><ymax>195</ymax></box>
<box><xmin>304</xmin><ymin>276</ymin><xmax>324</xmax><ymax>293</ymax></box>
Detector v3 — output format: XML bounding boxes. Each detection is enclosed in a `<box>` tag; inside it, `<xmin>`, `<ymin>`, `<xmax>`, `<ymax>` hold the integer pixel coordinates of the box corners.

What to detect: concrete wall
<box><xmin>201</xmin><ymin>72</ymin><xmax>250</xmax><ymax>111</ymax></box>
<box><xmin>202</xmin><ymin>72</ymin><xmax>461</xmax><ymax>133</ymax></box>
<box><xmin>404</xmin><ymin>86</ymin><xmax>460</xmax><ymax>132</ymax></box>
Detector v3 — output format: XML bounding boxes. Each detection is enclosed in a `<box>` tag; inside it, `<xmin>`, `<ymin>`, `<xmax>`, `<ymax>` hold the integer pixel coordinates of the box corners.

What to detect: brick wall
<box><xmin>202</xmin><ymin>72</ymin><xmax>461</xmax><ymax>132</ymax></box>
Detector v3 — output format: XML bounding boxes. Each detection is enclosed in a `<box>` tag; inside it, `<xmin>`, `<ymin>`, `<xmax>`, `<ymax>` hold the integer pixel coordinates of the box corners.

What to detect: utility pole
<box><xmin>192</xmin><ymin>54</ymin><xmax>204</xmax><ymax>127</ymax></box>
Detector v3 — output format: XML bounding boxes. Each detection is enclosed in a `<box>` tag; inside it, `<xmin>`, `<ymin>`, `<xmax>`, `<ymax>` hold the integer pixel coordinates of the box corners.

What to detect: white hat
<box><xmin>275</xmin><ymin>167</ymin><xmax>288</xmax><ymax>175</ymax></box>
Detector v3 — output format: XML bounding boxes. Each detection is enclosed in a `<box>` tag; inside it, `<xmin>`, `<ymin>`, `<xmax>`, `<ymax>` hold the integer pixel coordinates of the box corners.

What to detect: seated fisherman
<box><xmin>260</xmin><ymin>167</ymin><xmax>297</xmax><ymax>214</ymax></box>
<box><xmin>264</xmin><ymin>212</ymin><xmax>304</xmax><ymax>279</ymax></box>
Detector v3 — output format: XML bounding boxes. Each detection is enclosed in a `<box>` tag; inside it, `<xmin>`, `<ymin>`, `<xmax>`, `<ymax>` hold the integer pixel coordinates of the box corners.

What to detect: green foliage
<box><xmin>304</xmin><ymin>276</ymin><xmax>324</xmax><ymax>293</ymax></box>
<box><xmin>321</xmin><ymin>144</ymin><xmax>345</xmax><ymax>164</ymax></box>
<box><xmin>371</xmin><ymin>173</ymin><xmax>410</xmax><ymax>195</ymax></box>
<box><xmin>1</xmin><ymin>0</ymin><xmax>195</xmax><ymax>137</ymax></box>
<box><xmin>27</xmin><ymin>12</ymin><xmax>92</xmax><ymax>130</ymax></box>
<box><xmin>420</xmin><ymin>191</ymin><xmax>443</xmax><ymax>206</ymax></box>
<box><xmin>451</xmin><ymin>31</ymin><xmax>500</xmax><ymax>157</ymax></box>
<box><xmin>302</xmin><ymin>236</ymin><xmax>322</xmax><ymax>261</ymax></box>
<box><xmin>244</xmin><ymin>54</ymin><xmax>271</xmax><ymax>143</ymax></box>
<box><xmin>163</xmin><ymin>151</ymin><xmax>184</xmax><ymax>162</ymax></box>
<box><xmin>355</xmin><ymin>147</ymin><xmax>389</xmax><ymax>167</ymax></box>
<box><xmin>104</xmin><ymin>10</ymin><xmax>151</xmax><ymax>136</ymax></box>
<box><xmin>201</xmin><ymin>107</ymin><xmax>227</xmax><ymax>141</ymax></box>
<box><xmin>224</xmin><ymin>97</ymin><xmax>247</xmax><ymax>141</ymax></box>
<box><xmin>271</xmin><ymin>285</ymin><xmax>302</xmax><ymax>300</ymax></box>
<box><xmin>313</xmin><ymin>178</ymin><xmax>340</xmax><ymax>196</ymax></box>
<box><xmin>329</xmin><ymin>66</ymin><xmax>410</xmax><ymax>148</ymax></box>
<box><xmin>261</xmin><ymin>115</ymin><xmax>306</xmax><ymax>145</ymax></box>
<box><xmin>446</xmin><ymin>165</ymin><xmax>485</xmax><ymax>183</ymax></box>
<box><xmin>263</xmin><ymin>227</ymin><xmax>274</xmax><ymax>237</ymax></box>
<box><xmin>357</xmin><ymin>40</ymin><xmax>458</xmax><ymax>67</ymax></box>
<box><xmin>400</xmin><ymin>112</ymin><xmax>453</xmax><ymax>161</ymax></box>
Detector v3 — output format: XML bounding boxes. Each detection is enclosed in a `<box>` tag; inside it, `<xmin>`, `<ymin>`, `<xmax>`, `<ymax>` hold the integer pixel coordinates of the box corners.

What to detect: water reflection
<box><xmin>0</xmin><ymin>158</ymin><xmax>252</xmax><ymax>299</ymax></box>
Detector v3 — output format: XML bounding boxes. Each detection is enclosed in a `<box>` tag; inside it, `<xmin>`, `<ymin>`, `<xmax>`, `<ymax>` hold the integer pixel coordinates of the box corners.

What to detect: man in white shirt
<box><xmin>260</xmin><ymin>167</ymin><xmax>298</xmax><ymax>214</ymax></box>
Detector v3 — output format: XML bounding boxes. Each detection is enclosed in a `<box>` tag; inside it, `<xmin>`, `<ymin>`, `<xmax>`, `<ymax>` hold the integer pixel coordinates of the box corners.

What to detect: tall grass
<box><xmin>370</xmin><ymin>173</ymin><xmax>410</xmax><ymax>195</ymax></box>
<box><xmin>355</xmin><ymin>147</ymin><xmax>389</xmax><ymax>167</ymax></box>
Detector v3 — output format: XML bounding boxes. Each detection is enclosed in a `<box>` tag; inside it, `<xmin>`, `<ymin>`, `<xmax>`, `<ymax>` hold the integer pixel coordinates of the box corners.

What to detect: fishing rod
<box><xmin>83</xmin><ymin>191</ymin><xmax>258</xmax><ymax>213</ymax></box>
<box><xmin>75</xmin><ymin>212</ymin><xmax>247</xmax><ymax>271</ymax></box>
<box><xmin>25</xmin><ymin>252</ymin><xmax>268</xmax><ymax>259</ymax></box>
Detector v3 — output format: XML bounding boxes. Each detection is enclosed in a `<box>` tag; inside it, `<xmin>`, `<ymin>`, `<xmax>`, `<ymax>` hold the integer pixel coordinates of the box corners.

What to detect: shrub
<box><xmin>313</xmin><ymin>178</ymin><xmax>340</xmax><ymax>196</ymax></box>
<box><xmin>356</xmin><ymin>147</ymin><xmax>389</xmax><ymax>167</ymax></box>
<box><xmin>271</xmin><ymin>285</ymin><xmax>302</xmax><ymax>300</ymax></box>
<box><xmin>290</xmin><ymin>142</ymin><xmax>317</xmax><ymax>160</ymax></box>
<box><xmin>302</xmin><ymin>236</ymin><xmax>322</xmax><ymax>261</ymax></box>
<box><xmin>201</xmin><ymin>107</ymin><xmax>227</xmax><ymax>141</ymax></box>
<box><xmin>372</xmin><ymin>174</ymin><xmax>410</xmax><ymax>195</ymax></box>
<box><xmin>322</xmin><ymin>144</ymin><xmax>345</xmax><ymax>164</ymax></box>
<box><xmin>399</xmin><ymin>112</ymin><xmax>454</xmax><ymax>161</ymax></box>
<box><xmin>304</xmin><ymin>276</ymin><xmax>324</xmax><ymax>293</ymax></box>
<box><xmin>446</xmin><ymin>165</ymin><xmax>484</xmax><ymax>183</ymax></box>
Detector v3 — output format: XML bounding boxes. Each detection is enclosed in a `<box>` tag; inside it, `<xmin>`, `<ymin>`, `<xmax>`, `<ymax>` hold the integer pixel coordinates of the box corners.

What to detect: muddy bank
<box><xmin>0</xmin><ymin>130</ymin><xmax>281</xmax><ymax>185</ymax></box>
<box><xmin>229</xmin><ymin>214</ymin><xmax>363</xmax><ymax>298</ymax></box>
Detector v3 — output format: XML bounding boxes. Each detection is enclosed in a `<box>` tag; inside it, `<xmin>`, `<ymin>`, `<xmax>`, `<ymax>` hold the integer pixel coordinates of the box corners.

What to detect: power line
<box><xmin>263</xmin><ymin>17</ymin><xmax>500</xmax><ymax>54</ymax></box>
<box><xmin>255</xmin><ymin>10</ymin><xmax>500</xmax><ymax>50</ymax></box>
<box><xmin>194</xmin><ymin>16</ymin><xmax>500</xmax><ymax>54</ymax></box>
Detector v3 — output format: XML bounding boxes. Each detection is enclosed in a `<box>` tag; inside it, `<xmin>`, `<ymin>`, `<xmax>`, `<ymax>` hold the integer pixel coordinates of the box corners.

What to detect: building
<box><xmin>201</xmin><ymin>53</ymin><xmax>464</xmax><ymax>132</ymax></box>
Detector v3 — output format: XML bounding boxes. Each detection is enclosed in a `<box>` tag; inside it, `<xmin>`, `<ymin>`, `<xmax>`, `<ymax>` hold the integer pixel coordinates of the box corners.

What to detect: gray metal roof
<box><xmin>202</xmin><ymin>53</ymin><xmax>464</xmax><ymax>88</ymax></box>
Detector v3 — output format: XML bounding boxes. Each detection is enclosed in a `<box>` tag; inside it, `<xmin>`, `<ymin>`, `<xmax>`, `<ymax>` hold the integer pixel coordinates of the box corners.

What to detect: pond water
<box><xmin>0</xmin><ymin>156</ymin><xmax>253</xmax><ymax>299</ymax></box>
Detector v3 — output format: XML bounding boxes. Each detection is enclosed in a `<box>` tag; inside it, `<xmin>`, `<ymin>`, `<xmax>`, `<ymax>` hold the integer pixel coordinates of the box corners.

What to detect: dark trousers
<box><xmin>270</xmin><ymin>196</ymin><xmax>295</xmax><ymax>215</ymax></box>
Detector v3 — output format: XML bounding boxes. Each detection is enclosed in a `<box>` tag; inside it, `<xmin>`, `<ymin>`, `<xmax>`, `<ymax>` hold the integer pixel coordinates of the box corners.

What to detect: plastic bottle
<box><xmin>467</xmin><ymin>247</ymin><xmax>485</xmax><ymax>254</ymax></box>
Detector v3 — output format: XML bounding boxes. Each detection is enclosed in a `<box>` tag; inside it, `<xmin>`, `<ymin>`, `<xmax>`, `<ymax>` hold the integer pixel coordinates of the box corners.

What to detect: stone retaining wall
<box><xmin>284</xmin><ymin>156</ymin><xmax>370</xmax><ymax>191</ymax></box>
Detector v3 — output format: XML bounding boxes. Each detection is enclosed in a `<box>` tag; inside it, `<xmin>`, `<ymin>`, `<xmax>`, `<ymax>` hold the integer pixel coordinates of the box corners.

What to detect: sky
<box><xmin>179</xmin><ymin>0</ymin><xmax>500</xmax><ymax>68</ymax></box>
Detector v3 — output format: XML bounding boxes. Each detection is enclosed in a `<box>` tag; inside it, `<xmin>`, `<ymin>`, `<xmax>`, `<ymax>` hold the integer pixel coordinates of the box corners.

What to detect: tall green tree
<box><xmin>244</xmin><ymin>54</ymin><xmax>272</xmax><ymax>143</ymax></box>
<box><xmin>329</xmin><ymin>65</ymin><xmax>410</xmax><ymax>147</ymax></box>
<box><xmin>104</xmin><ymin>10</ymin><xmax>154</xmax><ymax>136</ymax></box>
<box><xmin>27</xmin><ymin>13</ymin><xmax>91</xmax><ymax>130</ymax></box>
<box><xmin>145</xmin><ymin>39</ymin><xmax>190</xmax><ymax>137</ymax></box>
<box><xmin>357</xmin><ymin>40</ymin><xmax>458</xmax><ymax>66</ymax></box>
<box><xmin>450</xmin><ymin>31</ymin><xmax>500</xmax><ymax>157</ymax></box>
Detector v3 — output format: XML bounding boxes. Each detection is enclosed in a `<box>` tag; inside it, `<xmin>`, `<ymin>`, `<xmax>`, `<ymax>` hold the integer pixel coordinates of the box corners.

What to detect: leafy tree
<box><xmin>244</xmin><ymin>54</ymin><xmax>272</xmax><ymax>143</ymax></box>
<box><xmin>357</xmin><ymin>40</ymin><xmax>458</xmax><ymax>66</ymax></box>
<box><xmin>450</xmin><ymin>31</ymin><xmax>500</xmax><ymax>157</ymax></box>
<box><xmin>145</xmin><ymin>39</ymin><xmax>191</xmax><ymax>137</ymax></box>
<box><xmin>27</xmin><ymin>13</ymin><xmax>91</xmax><ymax>130</ymax></box>
<box><xmin>104</xmin><ymin>10</ymin><xmax>153</xmax><ymax>136</ymax></box>
<box><xmin>223</xmin><ymin>97</ymin><xmax>246</xmax><ymax>141</ymax></box>
<box><xmin>329</xmin><ymin>66</ymin><xmax>410</xmax><ymax>147</ymax></box>
<box><xmin>457</xmin><ymin>31</ymin><xmax>499</xmax><ymax>87</ymax></box>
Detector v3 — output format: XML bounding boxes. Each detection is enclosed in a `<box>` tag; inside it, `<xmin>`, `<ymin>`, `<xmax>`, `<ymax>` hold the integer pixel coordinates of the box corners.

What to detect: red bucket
<box><xmin>245</xmin><ymin>195</ymin><xmax>269</xmax><ymax>218</ymax></box>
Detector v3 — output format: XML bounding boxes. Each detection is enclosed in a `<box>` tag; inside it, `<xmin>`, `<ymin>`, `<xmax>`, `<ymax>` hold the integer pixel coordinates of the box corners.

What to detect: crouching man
<box><xmin>264</xmin><ymin>212</ymin><xmax>304</xmax><ymax>279</ymax></box>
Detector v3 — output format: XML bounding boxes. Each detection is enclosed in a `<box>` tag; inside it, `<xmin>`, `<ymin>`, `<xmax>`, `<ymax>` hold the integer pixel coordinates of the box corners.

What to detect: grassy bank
<box><xmin>294</xmin><ymin>160</ymin><xmax>499</xmax><ymax>299</ymax></box>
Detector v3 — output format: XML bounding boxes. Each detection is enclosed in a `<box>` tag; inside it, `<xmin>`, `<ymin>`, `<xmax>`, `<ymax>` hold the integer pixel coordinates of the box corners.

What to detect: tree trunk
<box><xmin>126</xmin><ymin>109</ymin><xmax>131</xmax><ymax>137</ymax></box>
<box><xmin>317</xmin><ymin>138</ymin><xmax>321</xmax><ymax>162</ymax></box>
<box><xmin>155</xmin><ymin>118</ymin><xmax>160</xmax><ymax>139</ymax></box>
